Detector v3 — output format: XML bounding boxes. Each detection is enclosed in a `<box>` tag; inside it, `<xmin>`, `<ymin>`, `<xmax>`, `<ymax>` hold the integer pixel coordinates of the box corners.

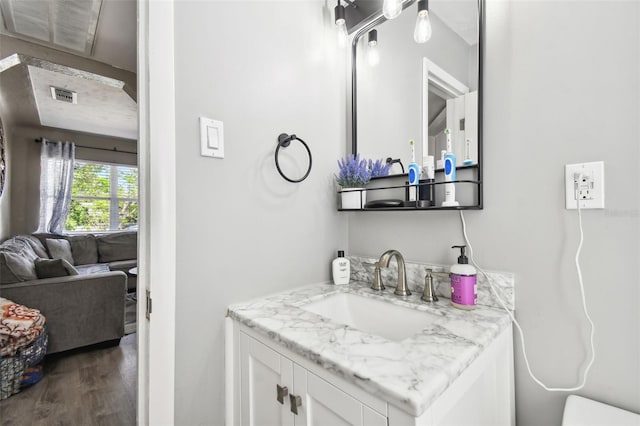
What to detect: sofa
<box><xmin>0</xmin><ymin>232</ymin><xmax>137</xmax><ymax>354</ymax></box>
<box><xmin>32</xmin><ymin>232</ymin><xmax>138</xmax><ymax>292</ymax></box>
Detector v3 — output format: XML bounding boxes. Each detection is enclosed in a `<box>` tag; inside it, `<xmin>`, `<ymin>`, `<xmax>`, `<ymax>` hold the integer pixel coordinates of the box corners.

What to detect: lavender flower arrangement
<box><xmin>336</xmin><ymin>154</ymin><xmax>372</xmax><ymax>188</ymax></box>
<box><xmin>368</xmin><ymin>159</ymin><xmax>391</xmax><ymax>178</ymax></box>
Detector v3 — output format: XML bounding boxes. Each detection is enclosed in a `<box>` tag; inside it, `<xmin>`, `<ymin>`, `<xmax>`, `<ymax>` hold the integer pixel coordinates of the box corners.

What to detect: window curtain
<box><xmin>38</xmin><ymin>139</ymin><xmax>75</xmax><ymax>234</ymax></box>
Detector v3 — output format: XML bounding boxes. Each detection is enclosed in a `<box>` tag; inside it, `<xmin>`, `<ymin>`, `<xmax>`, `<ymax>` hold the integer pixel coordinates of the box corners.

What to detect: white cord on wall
<box><xmin>458</xmin><ymin>200</ymin><xmax>596</xmax><ymax>392</ymax></box>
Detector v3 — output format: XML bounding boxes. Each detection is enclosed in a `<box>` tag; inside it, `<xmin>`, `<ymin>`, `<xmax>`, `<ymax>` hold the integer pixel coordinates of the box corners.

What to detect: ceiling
<box><xmin>0</xmin><ymin>0</ymin><xmax>137</xmax><ymax>73</ymax></box>
<box><xmin>0</xmin><ymin>0</ymin><xmax>137</xmax><ymax>141</ymax></box>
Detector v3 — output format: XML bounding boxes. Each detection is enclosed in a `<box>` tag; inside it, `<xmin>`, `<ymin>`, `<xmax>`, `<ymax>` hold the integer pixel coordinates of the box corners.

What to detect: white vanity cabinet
<box><xmin>239</xmin><ymin>332</ymin><xmax>293</xmax><ymax>426</ymax></box>
<box><xmin>227</xmin><ymin>319</ymin><xmax>514</xmax><ymax>426</ymax></box>
<box><xmin>238</xmin><ymin>331</ymin><xmax>386</xmax><ymax>426</ymax></box>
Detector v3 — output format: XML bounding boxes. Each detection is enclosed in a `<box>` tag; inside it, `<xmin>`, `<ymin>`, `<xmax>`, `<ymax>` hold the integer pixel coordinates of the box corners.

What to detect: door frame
<box><xmin>137</xmin><ymin>0</ymin><xmax>177</xmax><ymax>423</ymax></box>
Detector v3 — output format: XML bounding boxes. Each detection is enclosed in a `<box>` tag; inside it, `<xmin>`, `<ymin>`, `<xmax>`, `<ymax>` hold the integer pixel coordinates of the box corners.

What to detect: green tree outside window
<box><xmin>65</xmin><ymin>161</ymin><xmax>138</xmax><ymax>232</ymax></box>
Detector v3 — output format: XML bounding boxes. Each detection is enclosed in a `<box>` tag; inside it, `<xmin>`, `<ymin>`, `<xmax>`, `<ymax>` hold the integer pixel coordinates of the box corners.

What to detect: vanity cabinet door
<box><xmin>240</xmin><ymin>333</ymin><xmax>294</xmax><ymax>426</ymax></box>
<box><xmin>238</xmin><ymin>330</ymin><xmax>386</xmax><ymax>426</ymax></box>
<box><xmin>293</xmin><ymin>364</ymin><xmax>386</xmax><ymax>426</ymax></box>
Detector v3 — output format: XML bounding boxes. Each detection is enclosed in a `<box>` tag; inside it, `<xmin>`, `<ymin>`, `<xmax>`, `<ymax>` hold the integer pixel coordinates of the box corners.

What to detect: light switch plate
<box><xmin>200</xmin><ymin>117</ymin><xmax>224</xmax><ymax>159</ymax></box>
<box><xmin>565</xmin><ymin>161</ymin><xmax>604</xmax><ymax>209</ymax></box>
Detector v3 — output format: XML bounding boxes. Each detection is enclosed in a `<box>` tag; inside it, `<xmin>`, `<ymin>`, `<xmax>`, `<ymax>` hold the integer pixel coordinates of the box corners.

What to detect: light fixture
<box><xmin>367</xmin><ymin>30</ymin><xmax>380</xmax><ymax>66</ymax></box>
<box><xmin>334</xmin><ymin>1</ymin><xmax>348</xmax><ymax>48</ymax></box>
<box><xmin>413</xmin><ymin>0</ymin><xmax>432</xmax><ymax>43</ymax></box>
<box><xmin>383</xmin><ymin>0</ymin><xmax>403</xmax><ymax>20</ymax></box>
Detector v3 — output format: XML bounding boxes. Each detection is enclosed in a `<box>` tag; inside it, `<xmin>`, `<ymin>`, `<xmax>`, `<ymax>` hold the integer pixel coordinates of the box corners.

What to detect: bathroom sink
<box><xmin>301</xmin><ymin>292</ymin><xmax>428</xmax><ymax>341</ymax></box>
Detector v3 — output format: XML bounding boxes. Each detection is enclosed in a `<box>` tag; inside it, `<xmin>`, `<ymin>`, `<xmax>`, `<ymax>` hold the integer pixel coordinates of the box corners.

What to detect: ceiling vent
<box><xmin>50</xmin><ymin>86</ymin><xmax>77</xmax><ymax>104</ymax></box>
<box><xmin>0</xmin><ymin>0</ymin><xmax>103</xmax><ymax>55</ymax></box>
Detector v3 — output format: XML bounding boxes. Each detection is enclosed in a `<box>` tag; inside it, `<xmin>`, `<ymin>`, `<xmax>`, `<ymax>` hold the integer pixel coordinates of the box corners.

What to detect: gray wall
<box><xmin>0</xmin><ymin>36</ymin><xmax>137</xmax><ymax>238</ymax></box>
<box><xmin>172</xmin><ymin>1</ymin><xmax>348</xmax><ymax>424</ymax></box>
<box><xmin>348</xmin><ymin>1</ymin><xmax>640</xmax><ymax>425</ymax></box>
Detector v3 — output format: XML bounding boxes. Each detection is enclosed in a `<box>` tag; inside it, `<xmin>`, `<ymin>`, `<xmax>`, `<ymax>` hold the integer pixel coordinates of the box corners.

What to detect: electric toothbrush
<box><xmin>408</xmin><ymin>140</ymin><xmax>420</xmax><ymax>202</ymax></box>
<box><xmin>442</xmin><ymin>129</ymin><xmax>459</xmax><ymax>207</ymax></box>
<box><xmin>463</xmin><ymin>137</ymin><xmax>474</xmax><ymax>166</ymax></box>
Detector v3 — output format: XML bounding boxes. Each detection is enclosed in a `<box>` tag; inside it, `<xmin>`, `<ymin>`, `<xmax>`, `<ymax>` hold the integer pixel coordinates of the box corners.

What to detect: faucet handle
<box><xmin>365</xmin><ymin>262</ymin><xmax>385</xmax><ymax>291</ymax></box>
<box><xmin>422</xmin><ymin>269</ymin><xmax>438</xmax><ymax>303</ymax></box>
<box><xmin>427</xmin><ymin>268</ymin><xmax>451</xmax><ymax>279</ymax></box>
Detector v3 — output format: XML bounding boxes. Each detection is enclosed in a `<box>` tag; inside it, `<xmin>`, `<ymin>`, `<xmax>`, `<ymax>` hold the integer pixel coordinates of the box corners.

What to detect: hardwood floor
<box><xmin>0</xmin><ymin>334</ymin><xmax>137</xmax><ymax>426</ymax></box>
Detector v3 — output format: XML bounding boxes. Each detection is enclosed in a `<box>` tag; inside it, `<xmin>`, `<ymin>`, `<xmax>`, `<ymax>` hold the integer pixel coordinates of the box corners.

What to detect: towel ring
<box><xmin>275</xmin><ymin>133</ymin><xmax>312</xmax><ymax>183</ymax></box>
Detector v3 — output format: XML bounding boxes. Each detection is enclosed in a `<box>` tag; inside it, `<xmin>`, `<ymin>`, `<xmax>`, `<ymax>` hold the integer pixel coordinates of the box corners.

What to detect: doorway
<box><xmin>0</xmin><ymin>0</ymin><xmax>140</xmax><ymax>423</ymax></box>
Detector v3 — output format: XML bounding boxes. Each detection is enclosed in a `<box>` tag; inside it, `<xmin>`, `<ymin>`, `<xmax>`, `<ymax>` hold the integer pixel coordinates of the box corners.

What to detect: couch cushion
<box><xmin>96</xmin><ymin>232</ymin><xmax>137</xmax><ymax>263</ymax></box>
<box><xmin>35</xmin><ymin>259</ymin><xmax>79</xmax><ymax>279</ymax></box>
<box><xmin>75</xmin><ymin>263</ymin><xmax>111</xmax><ymax>275</ymax></box>
<box><xmin>0</xmin><ymin>238</ymin><xmax>41</xmax><ymax>284</ymax></box>
<box><xmin>15</xmin><ymin>236</ymin><xmax>49</xmax><ymax>259</ymax></box>
<box><xmin>68</xmin><ymin>234</ymin><xmax>98</xmax><ymax>265</ymax></box>
<box><xmin>0</xmin><ymin>237</ymin><xmax>37</xmax><ymax>254</ymax></box>
<box><xmin>4</xmin><ymin>252</ymin><xmax>38</xmax><ymax>282</ymax></box>
<box><xmin>46</xmin><ymin>239</ymin><xmax>75</xmax><ymax>265</ymax></box>
<box><xmin>0</xmin><ymin>253</ymin><xmax>21</xmax><ymax>284</ymax></box>
<box><xmin>32</xmin><ymin>233</ymin><xmax>66</xmax><ymax>256</ymax></box>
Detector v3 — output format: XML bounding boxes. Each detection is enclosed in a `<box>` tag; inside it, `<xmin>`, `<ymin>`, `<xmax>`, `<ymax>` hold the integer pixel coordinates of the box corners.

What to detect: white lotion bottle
<box><xmin>332</xmin><ymin>250</ymin><xmax>350</xmax><ymax>285</ymax></box>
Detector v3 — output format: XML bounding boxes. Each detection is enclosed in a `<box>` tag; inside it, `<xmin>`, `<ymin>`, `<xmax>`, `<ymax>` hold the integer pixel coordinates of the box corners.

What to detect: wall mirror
<box><xmin>350</xmin><ymin>0</ymin><xmax>483</xmax><ymax>209</ymax></box>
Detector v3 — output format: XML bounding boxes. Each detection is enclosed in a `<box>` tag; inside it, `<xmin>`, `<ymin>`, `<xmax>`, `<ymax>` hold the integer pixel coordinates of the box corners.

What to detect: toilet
<box><xmin>562</xmin><ymin>395</ymin><xmax>640</xmax><ymax>426</ymax></box>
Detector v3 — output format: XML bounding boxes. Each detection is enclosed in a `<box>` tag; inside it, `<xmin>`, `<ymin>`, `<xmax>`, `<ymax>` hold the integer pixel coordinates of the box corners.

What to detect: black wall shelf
<box><xmin>337</xmin><ymin>180</ymin><xmax>482</xmax><ymax>211</ymax></box>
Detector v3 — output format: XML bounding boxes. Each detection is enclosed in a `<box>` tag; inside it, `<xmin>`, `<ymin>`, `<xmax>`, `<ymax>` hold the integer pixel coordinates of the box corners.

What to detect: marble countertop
<box><xmin>227</xmin><ymin>281</ymin><xmax>512</xmax><ymax>417</ymax></box>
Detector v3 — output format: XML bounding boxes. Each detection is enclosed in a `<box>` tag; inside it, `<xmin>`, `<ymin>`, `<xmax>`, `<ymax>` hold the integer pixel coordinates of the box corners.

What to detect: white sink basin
<box><xmin>301</xmin><ymin>292</ymin><xmax>428</xmax><ymax>341</ymax></box>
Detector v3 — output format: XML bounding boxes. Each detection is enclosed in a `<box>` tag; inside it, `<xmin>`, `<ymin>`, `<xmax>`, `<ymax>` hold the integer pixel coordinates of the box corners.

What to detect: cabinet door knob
<box><xmin>289</xmin><ymin>394</ymin><xmax>302</xmax><ymax>415</ymax></box>
<box><xmin>276</xmin><ymin>384</ymin><xmax>288</xmax><ymax>404</ymax></box>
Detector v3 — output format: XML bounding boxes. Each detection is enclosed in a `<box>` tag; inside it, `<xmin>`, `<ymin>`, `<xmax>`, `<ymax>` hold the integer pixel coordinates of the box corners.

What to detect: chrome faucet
<box><xmin>378</xmin><ymin>250</ymin><xmax>411</xmax><ymax>296</ymax></box>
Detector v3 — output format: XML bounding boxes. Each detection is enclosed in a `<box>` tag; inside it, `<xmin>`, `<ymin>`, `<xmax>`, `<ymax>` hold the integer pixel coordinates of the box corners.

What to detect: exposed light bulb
<box><xmin>335</xmin><ymin>2</ymin><xmax>348</xmax><ymax>48</ymax></box>
<box><xmin>413</xmin><ymin>9</ymin><xmax>432</xmax><ymax>43</ymax></box>
<box><xmin>414</xmin><ymin>0</ymin><xmax>432</xmax><ymax>43</ymax></box>
<box><xmin>336</xmin><ymin>19</ymin><xmax>348</xmax><ymax>48</ymax></box>
<box><xmin>367</xmin><ymin>30</ymin><xmax>379</xmax><ymax>66</ymax></box>
<box><xmin>383</xmin><ymin>0</ymin><xmax>403</xmax><ymax>20</ymax></box>
<box><xmin>367</xmin><ymin>42</ymin><xmax>379</xmax><ymax>66</ymax></box>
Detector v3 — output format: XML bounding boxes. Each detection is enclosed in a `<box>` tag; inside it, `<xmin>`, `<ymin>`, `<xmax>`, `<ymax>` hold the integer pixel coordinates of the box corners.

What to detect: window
<box><xmin>65</xmin><ymin>161</ymin><xmax>138</xmax><ymax>232</ymax></box>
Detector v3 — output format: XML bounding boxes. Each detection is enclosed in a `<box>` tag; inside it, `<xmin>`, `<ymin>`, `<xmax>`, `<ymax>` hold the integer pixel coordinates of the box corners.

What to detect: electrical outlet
<box><xmin>576</xmin><ymin>174</ymin><xmax>594</xmax><ymax>200</ymax></box>
<box><xmin>565</xmin><ymin>161</ymin><xmax>605</xmax><ymax>209</ymax></box>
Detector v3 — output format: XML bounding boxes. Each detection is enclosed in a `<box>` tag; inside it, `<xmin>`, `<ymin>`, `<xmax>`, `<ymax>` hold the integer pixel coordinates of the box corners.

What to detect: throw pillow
<box><xmin>0</xmin><ymin>253</ymin><xmax>21</xmax><ymax>284</ymax></box>
<box><xmin>3</xmin><ymin>252</ymin><xmax>38</xmax><ymax>282</ymax></box>
<box><xmin>34</xmin><ymin>259</ymin><xmax>79</xmax><ymax>279</ymax></box>
<box><xmin>63</xmin><ymin>259</ymin><xmax>79</xmax><ymax>276</ymax></box>
<box><xmin>45</xmin><ymin>238</ymin><xmax>74</xmax><ymax>265</ymax></box>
